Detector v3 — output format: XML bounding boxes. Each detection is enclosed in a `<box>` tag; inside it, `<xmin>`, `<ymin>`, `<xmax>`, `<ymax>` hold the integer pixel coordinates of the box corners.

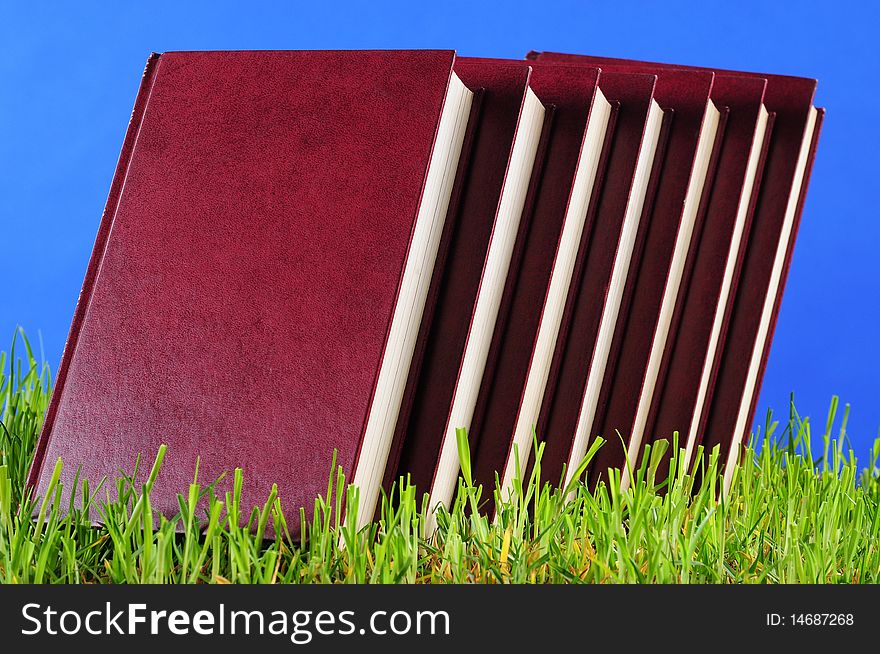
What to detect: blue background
<box><xmin>2</xmin><ymin>1</ymin><xmax>877</xmax><ymax>455</ymax></box>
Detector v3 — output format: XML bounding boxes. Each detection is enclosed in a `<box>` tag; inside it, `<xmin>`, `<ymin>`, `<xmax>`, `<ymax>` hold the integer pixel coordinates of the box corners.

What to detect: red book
<box><xmin>26</xmin><ymin>50</ymin><xmax>475</xmax><ymax>535</ymax></box>
<box><xmin>385</xmin><ymin>60</ymin><xmax>547</xmax><ymax>515</ymax></box>
<box><xmin>533</xmin><ymin>70</ymin><xmax>665</xmax><ymax>488</ymax></box>
<box><xmin>529</xmin><ymin>52</ymin><xmax>823</xmax><ymax>487</ymax></box>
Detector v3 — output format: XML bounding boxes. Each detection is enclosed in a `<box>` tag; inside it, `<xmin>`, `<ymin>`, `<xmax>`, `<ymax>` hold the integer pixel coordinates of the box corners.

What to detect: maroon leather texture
<box><xmin>463</xmin><ymin>61</ymin><xmax>602</xmax><ymax>494</ymax></box>
<box><xmin>645</xmin><ymin>76</ymin><xmax>768</xmax><ymax>452</ymax></box>
<box><xmin>384</xmin><ymin>60</ymin><xmax>532</xmax><ymax>496</ymax></box>
<box><xmin>536</xmin><ymin>72</ymin><xmax>660</xmax><ymax>484</ymax></box>
<box><xmin>27</xmin><ymin>50</ymin><xmax>457</xmax><ymax>536</ymax></box>
<box><xmin>530</xmin><ymin>51</ymin><xmax>822</xmax><ymax>468</ymax></box>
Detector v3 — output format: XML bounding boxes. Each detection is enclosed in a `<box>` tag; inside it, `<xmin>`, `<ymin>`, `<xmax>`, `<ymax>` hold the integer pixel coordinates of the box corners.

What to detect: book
<box><xmin>533</xmin><ymin>71</ymin><xmax>665</xmax><ymax>488</ymax></box>
<box><xmin>26</xmin><ymin>50</ymin><xmax>474</xmax><ymax>536</ymax></box>
<box><xmin>529</xmin><ymin>52</ymin><xmax>823</xmax><ymax>487</ymax></box>
<box><xmin>384</xmin><ymin>60</ymin><xmax>547</xmax><ymax>524</ymax></box>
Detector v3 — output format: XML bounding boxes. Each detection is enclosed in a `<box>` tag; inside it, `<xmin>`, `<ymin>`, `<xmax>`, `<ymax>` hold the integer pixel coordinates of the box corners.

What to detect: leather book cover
<box><xmin>529</xmin><ymin>51</ymin><xmax>823</xmax><ymax>475</ymax></box>
<box><xmin>463</xmin><ymin>61</ymin><xmax>605</xmax><ymax>495</ymax></box>
<box><xmin>383</xmin><ymin>60</ymin><xmax>535</xmax><ymax>497</ymax></box>
<box><xmin>535</xmin><ymin>71</ymin><xmax>662</xmax><ymax>485</ymax></box>
<box><xmin>26</xmin><ymin>49</ymin><xmax>463</xmax><ymax>536</ymax></box>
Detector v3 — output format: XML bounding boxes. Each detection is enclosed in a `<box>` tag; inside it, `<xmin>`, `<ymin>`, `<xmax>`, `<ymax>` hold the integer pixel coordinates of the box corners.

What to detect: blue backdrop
<box><xmin>2</xmin><ymin>1</ymin><xmax>877</xmax><ymax>456</ymax></box>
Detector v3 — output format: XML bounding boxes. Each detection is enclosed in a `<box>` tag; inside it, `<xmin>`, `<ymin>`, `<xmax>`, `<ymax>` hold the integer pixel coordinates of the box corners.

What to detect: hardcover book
<box><xmin>27</xmin><ymin>49</ymin><xmax>474</xmax><ymax>535</ymax></box>
<box><xmin>27</xmin><ymin>49</ymin><xmax>824</xmax><ymax>530</ymax></box>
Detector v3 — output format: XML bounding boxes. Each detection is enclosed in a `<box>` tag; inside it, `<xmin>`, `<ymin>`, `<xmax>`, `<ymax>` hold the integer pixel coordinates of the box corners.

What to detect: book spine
<box><xmin>26</xmin><ymin>54</ymin><xmax>163</xmax><ymax>491</ymax></box>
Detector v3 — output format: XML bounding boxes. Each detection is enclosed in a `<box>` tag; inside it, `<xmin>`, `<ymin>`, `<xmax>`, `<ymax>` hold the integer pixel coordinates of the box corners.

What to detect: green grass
<box><xmin>1</xmin><ymin>327</ymin><xmax>879</xmax><ymax>583</ymax></box>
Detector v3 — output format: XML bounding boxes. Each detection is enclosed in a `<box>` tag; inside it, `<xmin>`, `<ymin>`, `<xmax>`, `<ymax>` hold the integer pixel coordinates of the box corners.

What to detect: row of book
<box><xmin>28</xmin><ymin>50</ymin><xmax>822</xmax><ymax>536</ymax></box>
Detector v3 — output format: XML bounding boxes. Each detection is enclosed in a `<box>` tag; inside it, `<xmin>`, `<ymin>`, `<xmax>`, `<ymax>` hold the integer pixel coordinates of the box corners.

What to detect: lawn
<box><xmin>1</xmin><ymin>329</ymin><xmax>878</xmax><ymax>583</ymax></box>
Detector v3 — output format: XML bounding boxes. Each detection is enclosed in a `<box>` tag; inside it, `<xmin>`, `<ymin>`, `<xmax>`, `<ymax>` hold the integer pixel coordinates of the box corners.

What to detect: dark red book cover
<box><xmin>462</xmin><ymin>61</ymin><xmax>605</xmax><ymax>496</ymax></box>
<box><xmin>529</xmin><ymin>51</ymin><xmax>823</xmax><ymax>480</ymax></box>
<box><xmin>26</xmin><ymin>50</ymin><xmax>467</xmax><ymax>535</ymax></box>
<box><xmin>384</xmin><ymin>60</ymin><xmax>537</xmax><ymax>497</ymax></box>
